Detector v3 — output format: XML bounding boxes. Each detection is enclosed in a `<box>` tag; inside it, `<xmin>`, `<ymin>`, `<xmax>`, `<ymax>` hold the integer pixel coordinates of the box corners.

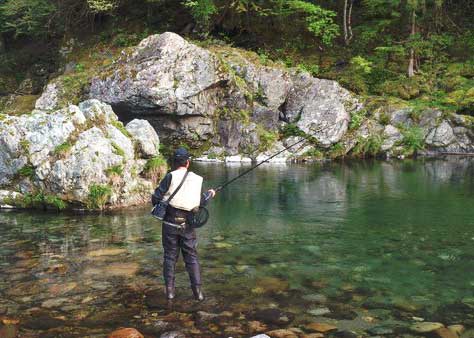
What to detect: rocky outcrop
<box><xmin>0</xmin><ymin>99</ymin><xmax>162</xmax><ymax>209</ymax></box>
<box><xmin>30</xmin><ymin>32</ymin><xmax>474</xmax><ymax>163</ymax></box>
<box><xmin>89</xmin><ymin>32</ymin><xmax>359</xmax><ymax>157</ymax></box>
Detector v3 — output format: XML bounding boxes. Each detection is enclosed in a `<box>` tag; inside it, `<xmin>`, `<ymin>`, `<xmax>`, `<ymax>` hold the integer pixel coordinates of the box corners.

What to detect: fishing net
<box><xmin>187</xmin><ymin>206</ymin><xmax>209</xmax><ymax>228</ymax></box>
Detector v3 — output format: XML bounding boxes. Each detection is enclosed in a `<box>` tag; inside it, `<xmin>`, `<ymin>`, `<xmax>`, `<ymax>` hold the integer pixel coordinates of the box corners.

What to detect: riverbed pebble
<box><xmin>434</xmin><ymin>327</ymin><xmax>460</xmax><ymax>338</ymax></box>
<box><xmin>107</xmin><ymin>328</ymin><xmax>144</xmax><ymax>338</ymax></box>
<box><xmin>448</xmin><ymin>325</ymin><xmax>465</xmax><ymax>336</ymax></box>
<box><xmin>305</xmin><ymin>323</ymin><xmax>338</xmax><ymax>333</ymax></box>
<box><xmin>410</xmin><ymin>322</ymin><xmax>444</xmax><ymax>333</ymax></box>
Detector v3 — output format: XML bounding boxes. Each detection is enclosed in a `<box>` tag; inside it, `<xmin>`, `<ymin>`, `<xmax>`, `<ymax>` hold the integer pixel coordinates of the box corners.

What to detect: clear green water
<box><xmin>0</xmin><ymin>157</ymin><xmax>473</xmax><ymax>336</ymax></box>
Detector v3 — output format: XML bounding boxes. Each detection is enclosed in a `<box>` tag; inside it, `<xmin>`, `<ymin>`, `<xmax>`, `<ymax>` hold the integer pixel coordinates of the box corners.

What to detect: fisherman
<box><xmin>152</xmin><ymin>147</ymin><xmax>215</xmax><ymax>301</ymax></box>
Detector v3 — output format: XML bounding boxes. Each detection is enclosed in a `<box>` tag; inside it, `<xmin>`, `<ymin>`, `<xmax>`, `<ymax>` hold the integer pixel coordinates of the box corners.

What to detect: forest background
<box><xmin>1</xmin><ymin>0</ymin><xmax>474</xmax><ymax>117</ymax></box>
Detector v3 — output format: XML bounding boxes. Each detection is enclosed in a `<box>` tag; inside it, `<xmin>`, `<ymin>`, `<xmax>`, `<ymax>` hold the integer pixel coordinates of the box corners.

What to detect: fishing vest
<box><xmin>164</xmin><ymin>169</ymin><xmax>203</xmax><ymax>211</ymax></box>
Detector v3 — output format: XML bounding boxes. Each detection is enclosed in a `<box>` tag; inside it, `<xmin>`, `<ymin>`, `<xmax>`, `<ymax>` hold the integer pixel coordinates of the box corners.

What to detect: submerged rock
<box><xmin>0</xmin><ymin>99</ymin><xmax>161</xmax><ymax>209</ymax></box>
<box><xmin>410</xmin><ymin>322</ymin><xmax>444</xmax><ymax>333</ymax></box>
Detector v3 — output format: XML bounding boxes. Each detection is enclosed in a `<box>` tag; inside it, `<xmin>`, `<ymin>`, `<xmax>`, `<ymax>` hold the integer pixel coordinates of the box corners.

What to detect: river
<box><xmin>0</xmin><ymin>157</ymin><xmax>473</xmax><ymax>337</ymax></box>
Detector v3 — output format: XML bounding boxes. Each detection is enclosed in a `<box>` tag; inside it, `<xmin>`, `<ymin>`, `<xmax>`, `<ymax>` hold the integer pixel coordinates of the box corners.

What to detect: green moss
<box><xmin>86</xmin><ymin>184</ymin><xmax>112</xmax><ymax>210</ymax></box>
<box><xmin>111</xmin><ymin>142</ymin><xmax>125</xmax><ymax>157</ymax></box>
<box><xmin>303</xmin><ymin>147</ymin><xmax>324</xmax><ymax>159</ymax></box>
<box><xmin>105</xmin><ymin>164</ymin><xmax>123</xmax><ymax>176</ymax></box>
<box><xmin>19</xmin><ymin>139</ymin><xmax>30</xmax><ymax>153</ymax></box>
<box><xmin>280</xmin><ymin>124</ymin><xmax>319</xmax><ymax>145</ymax></box>
<box><xmin>2</xmin><ymin>95</ymin><xmax>39</xmax><ymax>116</ymax></box>
<box><xmin>53</xmin><ymin>141</ymin><xmax>73</xmax><ymax>157</ymax></box>
<box><xmin>111</xmin><ymin>120</ymin><xmax>132</xmax><ymax>138</ymax></box>
<box><xmin>218</xmin><ymin>107</ymin><xmax>251</xmax><ymax>125</ymax></box>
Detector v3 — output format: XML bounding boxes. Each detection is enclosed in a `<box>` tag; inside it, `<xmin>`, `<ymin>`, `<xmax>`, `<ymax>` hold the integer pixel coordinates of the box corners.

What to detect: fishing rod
<box><xmin>214</xmin><ymin>126</ymin><xmax>324</xmax><ymax>193</ymax></box>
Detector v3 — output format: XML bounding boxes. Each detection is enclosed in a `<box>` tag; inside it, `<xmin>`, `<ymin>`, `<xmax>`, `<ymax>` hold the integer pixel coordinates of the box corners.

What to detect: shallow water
<box><xmin>1</xmin><ymin>157</ymin><xmax>473</xmax><ymax>337</ymax></box>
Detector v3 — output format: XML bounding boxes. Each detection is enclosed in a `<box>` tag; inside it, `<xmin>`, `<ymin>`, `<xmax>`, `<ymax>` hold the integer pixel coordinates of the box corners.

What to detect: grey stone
<box><xmin>425</xmin><ymin>121</ymin><xmax>455</xmax><ymax>147</ymax></box>
<box><xmin>381</xmin><ymin>125</ymin><xmax>402</xmax><ymax>151</ymax></box>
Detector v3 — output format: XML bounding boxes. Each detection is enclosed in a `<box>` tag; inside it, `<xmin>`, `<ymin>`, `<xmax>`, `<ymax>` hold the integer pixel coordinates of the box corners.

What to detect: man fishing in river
<box><xmin>152</xmin><ymin>147</ymin><xmax>216</xmax><ymax>301</ymax></box>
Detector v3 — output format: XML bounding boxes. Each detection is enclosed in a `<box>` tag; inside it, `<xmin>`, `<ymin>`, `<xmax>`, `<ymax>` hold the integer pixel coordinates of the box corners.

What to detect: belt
<box><xmin>163</xmin><ymin>220</ymin><xmax>187</xmax><ymax>230</ymax></box>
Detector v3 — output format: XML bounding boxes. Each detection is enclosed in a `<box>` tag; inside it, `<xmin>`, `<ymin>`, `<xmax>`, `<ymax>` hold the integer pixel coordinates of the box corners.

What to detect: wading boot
<box><xmin>165</xmin><ymin>285</ymin><xmax>175</xmax><ymax>301</ymax></box>
<box><xmin>191</xmin><ymin>285</ymin><xmax>204</xmax><ymax>301</ymax></box>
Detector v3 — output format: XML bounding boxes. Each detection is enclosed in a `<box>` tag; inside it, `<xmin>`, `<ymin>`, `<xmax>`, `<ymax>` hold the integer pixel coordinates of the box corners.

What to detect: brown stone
<box><xmin>107</xmin><ymin>328</ymin><xmax>144</xmax><ymax>338</ymax></box>
<box><xmin>248</xmin><ymin>320</ymin><xmax>268</xmax><ymax>333</ymax></box>
<box><xmin>306</xmin><ymin>323</ymin><xmax>338</xmax><ymax>333</ymax></box>
<box><xmin>434</xmin><ymin>328</ymin><xmax>459</xmax><ymax>338</ymax></box>
<box><xmin>266</xmin><ymin>329</ymin><xmax>299</xmax><ymax>338</ymax></box>
<box><xmin>302</xmin><ymin>334</ymin><xmax>325</xmax><ymax>338</ymax></box>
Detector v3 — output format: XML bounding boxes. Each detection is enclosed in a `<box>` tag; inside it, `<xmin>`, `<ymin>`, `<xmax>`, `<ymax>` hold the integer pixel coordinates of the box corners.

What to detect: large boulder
<box><xmin>0</xmin><ymin>99</ymin><xmax>161</xmax><ymax>209</ymax></box>
<box><xmin>90</xmin><ymin>32</ymin><xmax>359</xmax><ymax>156</ymax></box>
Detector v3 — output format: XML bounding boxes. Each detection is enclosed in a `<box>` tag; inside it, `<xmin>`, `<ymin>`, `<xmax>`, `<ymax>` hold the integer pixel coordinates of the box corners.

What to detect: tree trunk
<box><xmin>408</xmin><ymin>9</ymin><xmax>416</xmax><ymax>78</ymax></box>
<box><xmin>343</xmin><ymin>0</ymin><xmax>354</xmax><ymax>45</ymax></box>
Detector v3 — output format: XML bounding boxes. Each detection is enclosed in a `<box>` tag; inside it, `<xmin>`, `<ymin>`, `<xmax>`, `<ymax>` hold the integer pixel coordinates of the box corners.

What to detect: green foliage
<box><xmin>349</xmin><ymin>109</ymin><xmax>367</xmax><ymax>130</ymax></box>
<box><xmin>352</xmin><ymin>135</ymin><xmax>383</xmax><ymax>158</ymax></box>
<box><xmin>0</xmin><ymin>0</ymin><xmax>56</xmax><ymax>38</ymax></box>
<box><xmin>257</xmin><ymin>126</ymin><xmax>278</xmax><ymax>151</ymax></box>
<box><xmin>399</xmin><ymin>126</ymin><xmax>424</xmax><ymax>155</ymax></box>
<box><xmin>328</xmin><ymin>142</ymin><xmax>346</xmax><ymax>159</ymax></box>
<box><xmin>87</xmin><ymin>184</ymin><xmax>112</xmax><ymax>210</ymax></box>
<box><xmin>297</xmin><ymin>62</ymin><xmax>319</xmax><ymax>76</ymax></box>
<box><xmin>286</xmin><ymin>0</ymin><xmax>339</xmax><ymax>46</ymax></box>
<box><xmin>17</xmin><ymin>165</ymin><xmax>35</xmax><ymax>178</ymax></box>
<box><xmin>7</xmin><ymin>192</ymin><xmax>67</xmax><ymax>210</ymax></box>
<box><xmin>183</xmin><ymin>0</ymin><xmax>217</xmax><ymax>33</ymax></box>
<box><xmin>86</xmin><ymin>0</ymin><xmax>118</xmax><ymax>14</ymax></box>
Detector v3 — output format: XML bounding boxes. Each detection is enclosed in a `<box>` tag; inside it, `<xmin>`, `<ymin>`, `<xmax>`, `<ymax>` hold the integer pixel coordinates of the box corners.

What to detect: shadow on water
<box><xmin>0</xmin><ymin>157</ymin><xmax>473</xmax><ymax>336</ymax></box>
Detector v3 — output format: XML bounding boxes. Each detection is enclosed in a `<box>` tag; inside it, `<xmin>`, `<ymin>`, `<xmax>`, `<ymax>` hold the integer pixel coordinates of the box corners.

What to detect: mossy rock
<box><xmin>2</xmin><ymin>95</ymin><xmax>39</xmax><ymax>116</ymax></box>
<box><xmin>375</xmin><ymin>76</ymin><xmax>432</xmax><ymax>100</ymax></box>
<box><xmin>444</xmin><ymin>87</ymin><xmax>474</xmax><ymax>113</ymax></box>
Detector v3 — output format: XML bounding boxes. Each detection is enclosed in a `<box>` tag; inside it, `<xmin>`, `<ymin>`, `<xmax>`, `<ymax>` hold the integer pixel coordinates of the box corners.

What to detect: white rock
<box><xmin>126</xmin><ymin>119</ymin><xmax>160</xmax><ymax>158</ymax></box>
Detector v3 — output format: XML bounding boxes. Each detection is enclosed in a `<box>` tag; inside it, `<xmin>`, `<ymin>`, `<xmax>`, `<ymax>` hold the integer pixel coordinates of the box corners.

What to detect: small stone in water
<box><xmin>87</xmin><ymin>248</ymin><xmax>127</xmax><ymax>257</ymax></box>
<box><xmin>214</xmin><ymin>242</ymin><xmax>233</xmax><ymax>249</ymax></box>
<box><xmin>412</xmin><ymin>316</ymin><xmax>424</xmax><ymax>322</ymax></box>
<box><xmin>248</xmin><ymin>320</ymin><xmax>268</xmax><ymax>333</ymax></box>
<box><xmin>302</xmin><ymin>294</ymin><xmax>328</xmax><ymax>303</ymax></box>
<box><xmin>307</xmin><ymin>307</ymin><xmax>331</xmax><ymax>316</ymax></box>
<box><xmin>367</xmin><ymin>326</ymin><xmax>394</xmax><ymax>335</ymax></box>
<box><xmin>250</xmin><ymin>335</ymin><xmax>271</xmax><ymax>338</ymax></box>
<box><xmin>212</xmin><ymin>235</ymin><xmax>224</xmax><ymax>241</ymax></box>
<box><xmin>410</xmin><ymin>322</ymin><xmax>444</xmax><ymax>333</ymax></box>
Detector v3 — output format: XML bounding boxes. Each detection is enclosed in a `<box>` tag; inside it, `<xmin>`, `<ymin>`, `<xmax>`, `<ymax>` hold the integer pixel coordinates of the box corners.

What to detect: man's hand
<box><xmin>207</xmin><ymin>189</ymin><xmax>216</xmax><ymax>198</ymax></box>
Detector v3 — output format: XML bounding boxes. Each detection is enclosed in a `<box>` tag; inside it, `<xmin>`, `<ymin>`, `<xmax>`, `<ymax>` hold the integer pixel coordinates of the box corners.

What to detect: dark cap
<box><xmin>173</xmin><ymin>147</ymin><xmax>190</xmax><ymax>160</ymax></box>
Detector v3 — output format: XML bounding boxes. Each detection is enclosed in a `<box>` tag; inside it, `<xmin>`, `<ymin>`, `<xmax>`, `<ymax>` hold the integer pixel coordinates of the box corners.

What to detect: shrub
<box><xmin>349</xmin><ymin>109</ymin><xmax>367</xmax><ymax>130</ymax></box>
<box><xmin>8</xmin><ymin>192</ymin><xmax>67</xmax><ymax>210</ymax></box>
<box><xmin>87</xmin><ymin>184</ymin><xmax>112</xmax><ymax>210</ymax></box>
<box><xmin>257</xmin><ymin>126</ymin><xmax>278</xmax><ymax>152</ymax></box>
<box><xmin>399</xmin><ymin>127</ymin><xmax>424</xmax><ymax>156</ymax></box>
<box><xmin>144</xmin><ymin>155</ymin><xmax>168</xmax><ymax>185</ymax></box>
<box><xmin>352</xmin><ymin>135</ymin><xmax>383</xmax><ymax>158</ymax></box>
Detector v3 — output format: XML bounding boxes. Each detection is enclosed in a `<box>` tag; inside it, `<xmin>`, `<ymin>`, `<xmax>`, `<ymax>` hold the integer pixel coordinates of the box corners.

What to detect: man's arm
<box><xmin>151</xmin><ymin>173</ymin><xmax>172</xmax><ymax>205</ymax></box>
